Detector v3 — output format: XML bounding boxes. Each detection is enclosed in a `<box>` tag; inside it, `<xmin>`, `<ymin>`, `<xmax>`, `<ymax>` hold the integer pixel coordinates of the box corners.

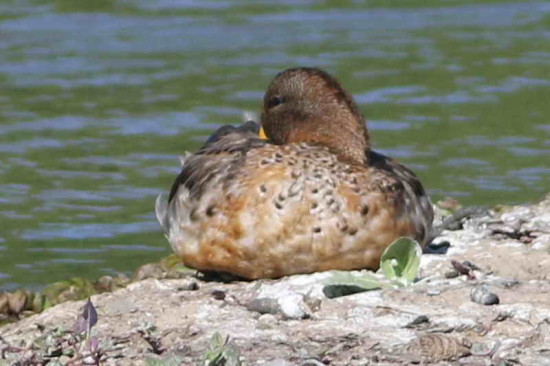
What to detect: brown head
<box><xmin>261</xmin><ymin>67</ymin><xmax>370</xmax><ymax>164</ymax></box>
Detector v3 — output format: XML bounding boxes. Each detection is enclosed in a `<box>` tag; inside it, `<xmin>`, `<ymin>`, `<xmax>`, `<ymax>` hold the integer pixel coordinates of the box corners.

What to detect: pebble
<box><xmin>211</xmin><ymin>290</ymin><xmax>226</xmax><ymax>300</ymax></box>
<box><xmin>257</xmin><ymin>313</ymin><xmax>278</xmax><ymax>329</ymax></box>
<box><xmin>405</xmin><ymin>315</ymin><xmax>429</xmax><ymax>328</ymax></box>
<box><xmin>470</xmin><ymin>285</ymin><xmax>500</xmax><ymax>305</ymax></box>
<box><xmin>247</xmin><ymin>298</ymin><xmax>280</xmax><ymax>315</ymax></box>
<box><xmin>301</xmin><ymin>359</ymin><xmax>325</xmax><ymax>366</ymax></box>
<box><xmin>444</xmin><ymin>270</ymin><xmax>459</xmax><ymax>279</ymax></box>
<box><xmin>427</xmin><ymin>288</ymin><xmax>441</xmax><ymax>296</ymax></box>
<box><xmin>279</xmin><ymin>294</ymin><xmax>310</xmax><ymax>319</ymax></box>
<box><xmin>178</xmin><ymin>281</ymin><xmax>199</xmax><ymax>291</ymax></box>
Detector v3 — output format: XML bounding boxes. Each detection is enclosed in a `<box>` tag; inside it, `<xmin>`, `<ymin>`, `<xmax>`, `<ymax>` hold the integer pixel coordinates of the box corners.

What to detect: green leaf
<box><xmin>323</xmin><ymin>271</ymin><xmax>383</xmax><ymax>298</ymax></box>
<box><xmin>200</xmin><ymin>332</ymin><xmax>241</xmax><ymax>366</ymax></box>
<box><xmin>379</xmin><ymin>237</ymin><xmax>422</xmax><ymax>286</ymax></box>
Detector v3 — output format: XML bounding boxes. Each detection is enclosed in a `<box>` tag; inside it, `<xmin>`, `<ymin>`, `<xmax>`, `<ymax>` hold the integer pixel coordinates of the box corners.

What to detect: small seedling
<box><xmin>200</xmin><ymin>332</ymin><xmax>241</xmax><ymax>366</ymax></box>
<box><xmin>324</xmin><ymin>237</ymin><xmax>423</xmax><ymax>298</ymax></box>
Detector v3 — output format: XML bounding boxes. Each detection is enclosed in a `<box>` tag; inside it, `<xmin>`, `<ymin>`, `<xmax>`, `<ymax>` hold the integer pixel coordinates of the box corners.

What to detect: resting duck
<box><xmin>156</xmin><ymin>67</ymin><xmax>433</xmax><ymax>279</ymax></box>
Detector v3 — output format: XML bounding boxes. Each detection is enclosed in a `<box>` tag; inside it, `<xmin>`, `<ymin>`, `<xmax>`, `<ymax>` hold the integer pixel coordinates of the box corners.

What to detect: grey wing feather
<box><xmin>155</xmin><ymin>122</ymin><xmax>269</xmax><ymax>236</ymax></box>
<box><xmin>167</xmin><ymin>125</ymin><xmax>267</xmax><ymax>203</ymax></box>
<box><xmin>368</xmin><ymin>150</ymin><xmax>434</xmax><ymax>244</ymax></box>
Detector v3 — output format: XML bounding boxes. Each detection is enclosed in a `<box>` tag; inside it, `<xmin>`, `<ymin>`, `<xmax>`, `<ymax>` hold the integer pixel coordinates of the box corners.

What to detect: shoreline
<box><xmin>1</xmin><ymin>194</ymin><xmax>549</xmax><ymax>365</ymax></box>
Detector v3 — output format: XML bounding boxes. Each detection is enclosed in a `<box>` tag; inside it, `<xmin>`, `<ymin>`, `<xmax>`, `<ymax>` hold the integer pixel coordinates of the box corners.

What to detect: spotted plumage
<box><xmin>156</xmin><ymin>67</ymin><xmax>433</xmax><ymax>279</ymax></box>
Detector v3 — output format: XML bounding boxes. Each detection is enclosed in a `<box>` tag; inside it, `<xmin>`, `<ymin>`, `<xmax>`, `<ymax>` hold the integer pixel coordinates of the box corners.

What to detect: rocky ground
<box><xmin>1</xmin><ymin>194</ymin><xmax>550</xmax><ymax>365</ymax></box>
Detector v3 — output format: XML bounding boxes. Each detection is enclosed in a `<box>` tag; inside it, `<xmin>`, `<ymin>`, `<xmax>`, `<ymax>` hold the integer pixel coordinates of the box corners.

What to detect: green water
<box><xmin>0</xmin><ymin>0</ymin><xmax>549</xmax><ymax>290</ymax></box>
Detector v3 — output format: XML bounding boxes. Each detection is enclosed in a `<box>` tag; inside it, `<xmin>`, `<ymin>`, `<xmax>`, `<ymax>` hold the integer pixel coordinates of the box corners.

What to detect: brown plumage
<box><xmin>156</xmin><ymin>67</ymin><xmax>433</xmax><ymax>279</ymax></box>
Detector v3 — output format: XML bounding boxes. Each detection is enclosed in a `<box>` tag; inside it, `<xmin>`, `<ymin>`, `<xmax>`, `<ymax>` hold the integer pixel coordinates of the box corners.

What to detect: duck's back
<box><xmin>156</xmin><ymin>129</ymin><xmax>432</xmax><ymax>279</ymax></box>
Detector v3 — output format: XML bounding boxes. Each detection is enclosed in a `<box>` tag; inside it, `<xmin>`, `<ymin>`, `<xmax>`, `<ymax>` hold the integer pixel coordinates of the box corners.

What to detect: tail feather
<box><xmin>155</xmin><ymin>192</ymin><xmax>169</xmax><ymax>234</ymax></box>
<box><xmin>177</xmin><ymin>151</ymin><xmax>192</xmax><ymax>167</ymax></box>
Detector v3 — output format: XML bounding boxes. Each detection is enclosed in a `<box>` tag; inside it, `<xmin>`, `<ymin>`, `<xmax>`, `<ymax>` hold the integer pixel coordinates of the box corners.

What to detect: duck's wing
<box><xmin>155</xmin><ymin>123</ymin><xmax>269</xmax><ymax>234</ymax></box>
<box><xmin>203</xmin><ymin>120</ymin><xmax>260</xmax><ymax>145</ymax></box>
<box><xmin>168</xmin><ymin>122</ymin><xmax>266</xmax><ymax>202</ymax></box>
<box><xmin>367</xmin><ymin>150</ymin><xmax>434</xmax><ymax>245</ymax></box>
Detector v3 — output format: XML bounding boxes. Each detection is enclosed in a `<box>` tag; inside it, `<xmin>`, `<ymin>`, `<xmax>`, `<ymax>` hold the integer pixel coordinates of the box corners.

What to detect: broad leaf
<box><xmin>379</xmin><ymin>237</ymin><xmax>422</xmax><ymax>286</ymax></box>
<box><xmin>323</xmin><ymin>271</ymin><xmax>383</xmax><ymax>298</ymax></box>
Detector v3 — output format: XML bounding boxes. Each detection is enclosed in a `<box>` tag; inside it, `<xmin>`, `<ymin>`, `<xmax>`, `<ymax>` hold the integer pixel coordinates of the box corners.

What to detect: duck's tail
<box><xmin>155</xmin><ymin>192</ymin><xmax>169</xmax><ymax>234</ymax></box>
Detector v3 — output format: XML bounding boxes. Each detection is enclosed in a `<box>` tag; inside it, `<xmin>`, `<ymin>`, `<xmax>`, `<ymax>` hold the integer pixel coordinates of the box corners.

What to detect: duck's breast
<box><xmin>159</xmin><ymin>137</ymin><xmax>429</xmax><ymax>279</ymax></box>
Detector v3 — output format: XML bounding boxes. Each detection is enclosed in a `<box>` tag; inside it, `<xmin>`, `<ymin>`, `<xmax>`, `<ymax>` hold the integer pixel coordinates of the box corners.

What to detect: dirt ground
<box><xmin>1</xmin><ymin>194</ymin><xmax>549</xmax><ymax>365</ymax></box>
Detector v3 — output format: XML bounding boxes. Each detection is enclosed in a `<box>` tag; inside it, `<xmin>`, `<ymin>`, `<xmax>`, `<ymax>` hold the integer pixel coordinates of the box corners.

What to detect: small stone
<box><xmin>470</xmin><ymin>285</ymin><xmax>500</xmax><ymax>305</ymax></box>
<box><xmin>7</xmin><ymin>290</ymin><xmax>27</xmax><ymax>315</ymax></box>
<box><xmin>132</xmin><ymin>263</ymin><xmax>164</xmax><ymax>281</ymax></box>
<box><xmin>451</xmin><ymin>260</ymin><xmax>477</xmax><ymax>279</ymax></box>
<box><xmin>301</xmin><ymin>359</ymin><xmax>325</xmax><ymax>366</ymax></box>
<box><xmin>178</xmin><ymin>281</ymin><xmax>199</xmax><ymax>291</ymax></box>
<box><xmin>247</xmin><ymin>298</ymin><xmax>280</xmax><ymax>315</ymax></box>
<box><xmin>30</xmin><ymin>293</ymin><xmax>45</xmax><ymax>313</ymax></box>
<box><xmin>425</xmin><ymin>240</ymin><xmax>451</xmax><ymax>254</ymax></box>
<box><xmin>279</xmin><ymin>294</ymin><xmax>309</xmax><ymax>319</ymax></box>
<box><xmin>445</xmin><ymin>270</ymin><xmax>459</xmax><ymax>279</ymax></box>
<box><xmin>211</xmin><ymin>290</ymin><xmax>226</xmax><ymax>300</ymax></box>
<box><xmin>405</xmin><ymin>315</ymin><xmax>429</xmax><ymax>328</ymax></box>
<box><xmin>0</xmin><ymin>293</ymin><xmax>8</xmax><ymax>313</ymax></box>
<box><xmin>490</xmin><ymin>278</ymin><xmax>520</xmax><ymax>289</ymax></box>
<box><xmin>427</xmin><ymin>288</ymin><xmax>441</xmax><ymax>296</ymax></box>
<box><xmin>257</xmin><ymin>313</ymin><xmax>277</xmax><ymax>329</ymax></box>
<box><xmin>470</xmin><ymin>340</ymin><xmax>500</xmax><ymax>356</ymax></box>
<box><xmin>94</xmin><ymin>276</ymin><xmax>115</xmax><ymax>292</ymax></box>
<box><xmin>258</xmin><ymin>313</ymin><xmax>277</xmax><ymax>323</ymax></box>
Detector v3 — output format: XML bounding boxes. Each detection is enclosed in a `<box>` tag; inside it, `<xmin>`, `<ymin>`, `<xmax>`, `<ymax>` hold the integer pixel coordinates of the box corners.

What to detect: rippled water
<box><xmin>1</xmin><ymin>0</ymin><xmax>549</xmax><ymax>290</ymax></box>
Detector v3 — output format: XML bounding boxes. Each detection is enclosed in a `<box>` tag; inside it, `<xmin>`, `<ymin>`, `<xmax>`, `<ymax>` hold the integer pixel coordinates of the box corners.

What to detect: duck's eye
<box><xmin>267</xmin><ymin>95</ymin><xmax>284</xmax><ymax>109</ymax></box>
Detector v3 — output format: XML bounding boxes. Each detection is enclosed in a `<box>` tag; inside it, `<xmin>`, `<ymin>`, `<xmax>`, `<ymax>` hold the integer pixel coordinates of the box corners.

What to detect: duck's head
<box><xmin>261</xmin><ymin>67</ymin><xmax>369</xmax><ymax>164</ymax></box>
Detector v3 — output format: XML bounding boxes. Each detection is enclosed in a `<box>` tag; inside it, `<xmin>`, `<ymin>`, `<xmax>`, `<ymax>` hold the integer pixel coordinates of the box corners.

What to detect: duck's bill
<box><xmin>258</xmin><ymin>126</ymin><xmax>268</xmax><ymax>140</ymax></box>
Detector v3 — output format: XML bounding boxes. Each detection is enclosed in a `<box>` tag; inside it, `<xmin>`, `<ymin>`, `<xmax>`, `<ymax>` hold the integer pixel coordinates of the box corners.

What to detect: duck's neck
<box><xmin>288</xmin><ymin>115</ymin><xmax>370</xmax><ymax>165</ymax></box>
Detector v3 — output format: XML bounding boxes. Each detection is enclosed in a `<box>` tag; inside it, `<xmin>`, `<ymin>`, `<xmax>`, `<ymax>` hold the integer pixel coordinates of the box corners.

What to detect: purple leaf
<box><xmin>75</xmin><ymin>297</ymin><xmax>98</xmax><ymax>334</ymax></box>
<box><xmin>75</xmin><ymin>314</ymin><xmax>87</xmax><ymax>334</ymax></box>
<box><xmin>89</xmin><ymin>336</ymin><xmax>99</xmax><ymax>353</ymax></box>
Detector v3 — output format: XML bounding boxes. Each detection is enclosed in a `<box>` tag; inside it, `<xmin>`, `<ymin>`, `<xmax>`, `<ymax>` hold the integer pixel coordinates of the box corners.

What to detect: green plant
<box><xmin>323</xmin><ymin>237</ymin><xmax>423</xmax><ymax>298</ymax></box>
<box><xmin>379</xmin><ymin>237</ymin><xmax>422</xmax><ymax>286</ymax></box>
<box><xmin>200</xmin><ymin>332</ymin><xmax>241</xmax><ymax>366</ymax></box>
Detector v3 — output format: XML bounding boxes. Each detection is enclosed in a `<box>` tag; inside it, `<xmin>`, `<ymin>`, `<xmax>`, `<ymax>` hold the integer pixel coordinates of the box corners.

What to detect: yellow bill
<box><xmin>258</xmin><ymin>126</ymin><xmax>268</xmax><ymax>140</ymax></box>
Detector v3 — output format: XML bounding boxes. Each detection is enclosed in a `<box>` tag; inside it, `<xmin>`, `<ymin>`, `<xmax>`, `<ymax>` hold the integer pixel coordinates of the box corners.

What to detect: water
<box><xmin>0</xmin><ymin>0</ymin><xmax>549</xmax><ymax>290</ymax></box>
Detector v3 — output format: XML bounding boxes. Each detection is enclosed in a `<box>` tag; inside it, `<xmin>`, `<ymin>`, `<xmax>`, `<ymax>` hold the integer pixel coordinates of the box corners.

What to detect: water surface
<box><xmin>1</xmin><ymin>0</ymin><xmax>549</xmax><ymax>289</ymax></box>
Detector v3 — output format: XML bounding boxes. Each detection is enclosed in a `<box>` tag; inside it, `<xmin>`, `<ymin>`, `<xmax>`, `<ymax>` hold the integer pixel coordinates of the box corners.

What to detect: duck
<box><xmin>155</xmin><ymin>67</ymin><xmax>434</xmax><ymax>279</ymax></box>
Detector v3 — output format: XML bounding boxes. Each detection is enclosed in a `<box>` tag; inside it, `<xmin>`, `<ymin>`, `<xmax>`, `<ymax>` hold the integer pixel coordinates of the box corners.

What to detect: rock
<box><xmin>94</xmin><ymin>274</ymin><xmax>130</xmax><ymax>293</ymax></box>
<box><xmin>405</xmin><ymin>333</ymin><xmax>471</xmax><ymax>362</ymax></box>
<box><xmin>132</xmin><ymin>263</ymin><xmax>165</xmax><ymax>281</ymax></box>
<box><xmin>427</xmin><ymin>288</ymin><xmax>441</xmax><ymax>296</ymax></box>
<box><xmin>0</xmin><ymin>293</ymin><xmax>8</xmax><ymax>314</ymax></box>
<box><xmin>278</xmin><ymin>293</ymin><xmax>310</xmax><ymax>319</ymax></box>
<box><xmin>43</xmin><ymin>278</ymin><xmax>97</xmax><ymax>305</ymax></box>
<box><xmin>301</xmin><ymin>359</ymin><xmax>325</xmax><ymax>366</ymax></box>
<box><xmin>30</xmin><ymin>292</ymin><xmax>46</xmax><ymax>313</ymax></box>
<box><xmin>7</xmin><ymin>290</ymin><xmax>27</xmax><ymax>315</ymax></box>
<box><xmin>247</xmin><ymin>298</ymin><xmax>280</xmax><ymax>315</ymax></box>
<box><xmin>470</xmin><ymin>285</ymin><xmax>500</xmax><ymax>305</ymax></box>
